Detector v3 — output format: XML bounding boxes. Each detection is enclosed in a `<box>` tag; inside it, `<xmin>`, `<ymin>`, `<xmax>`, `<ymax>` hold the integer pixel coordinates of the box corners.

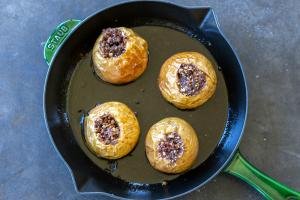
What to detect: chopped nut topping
<box><xmin>157</xmin><ymin>132</ymin><xmax>184</xmax><ymax>164</ymax></box>
<box><xmin>99</xmin><ymin>28</ymin><xmax>127</xmax><ymax>58</ymax></box>
<box><xmin>177</xmin><ymin>63</ymin><xmax>206</xmax><ymax>96</ymax></box>
<box><xmin>94</xmin><ymin>114</ymin><xmax>120</xmax><ymax>145</ymax></box>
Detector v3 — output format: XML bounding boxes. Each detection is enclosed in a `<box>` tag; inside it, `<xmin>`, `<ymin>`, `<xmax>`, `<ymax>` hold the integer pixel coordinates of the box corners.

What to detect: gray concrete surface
<box><xmin>0</xmin><ymin>0</ymin><xmax>299</xmax><ymax>199</ymax></box>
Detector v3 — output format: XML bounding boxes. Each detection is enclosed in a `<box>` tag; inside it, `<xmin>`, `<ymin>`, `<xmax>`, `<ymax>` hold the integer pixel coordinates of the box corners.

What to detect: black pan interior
<box><xmin>67</xmin><ymin>25</ymin><xmax>228</xmax><ymax>183</ymax></box>
<box><xmin>44</xmin><ymin>2</ymin><xmax>247</xmax><ymax>199</ymax></box>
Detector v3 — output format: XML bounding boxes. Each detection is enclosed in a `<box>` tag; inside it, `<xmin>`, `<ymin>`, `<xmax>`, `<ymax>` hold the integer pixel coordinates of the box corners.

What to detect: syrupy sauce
<box><xmin>177</xmin><ymin>63</ymin><xmax>206</xmax><ymax>96</ymax></box>
<box><xmin>67</xmin><ymin>26</ymin><xmax>228</xmax><ymax>183</ymax></box>
<box><xmin>99</xmin><ymin>28</ymin><xmax>127</xmax><ymax>58</ymax></box>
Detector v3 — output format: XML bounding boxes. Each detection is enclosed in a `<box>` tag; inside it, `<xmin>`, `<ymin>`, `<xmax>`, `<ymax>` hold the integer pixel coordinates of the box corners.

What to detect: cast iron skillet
<box><xmin>43</xmin><ymin>1</ymin><xmax>300</xmax><ymax>199</ymax></box>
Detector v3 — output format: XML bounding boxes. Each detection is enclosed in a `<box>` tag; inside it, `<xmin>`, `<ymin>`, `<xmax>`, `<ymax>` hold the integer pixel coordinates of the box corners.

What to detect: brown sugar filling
<box><xmin>99</xmin><ymin>28</ymin><xmax>127</xmax><ymax>58</ymax></box>
<box><xmin>157</xmin><ymin>132</ymin><xmax>184</xmax><ymax>164</ymax></box>
<box><xmin>177</xmin><ymin>63</ymin><xmax>206</xmax><ymax>96</ymax></box>
<box><xmin>94</xmin><ymin>114</ymin><xmax>120</xmax><ymax>145</ymax></box>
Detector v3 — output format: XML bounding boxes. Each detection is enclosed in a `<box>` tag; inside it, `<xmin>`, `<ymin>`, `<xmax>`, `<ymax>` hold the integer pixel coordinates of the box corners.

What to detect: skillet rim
<box><xmin>43</xmin><ymin>1</ymin><xmax>248</xmax><ymax>199</ymax></box>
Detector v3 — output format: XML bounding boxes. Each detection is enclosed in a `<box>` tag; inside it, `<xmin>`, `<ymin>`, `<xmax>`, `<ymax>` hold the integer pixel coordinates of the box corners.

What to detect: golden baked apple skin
<box><xmin>84</xmin><ymin>101</ymin><xmax>140</xmax><ymax>159</ymax></box>
<box><xmin>145</xmin><ymin>117</ymin><xmax>199</xmax><ymax>174</ymax></box>
<box><xmin>92</xmin><ymin>27</ymin><xmax>148</xmax><ymax>84</ymax></box>
<box><xmin>158</xmin><ymin>52</ymin><xmax>217</xmax><ymax>109</ymax></box>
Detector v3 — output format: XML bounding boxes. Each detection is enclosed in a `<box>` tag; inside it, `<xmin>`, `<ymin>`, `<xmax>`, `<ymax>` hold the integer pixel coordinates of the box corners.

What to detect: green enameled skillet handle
<box><xmin>43</xmin><ymin>19</ymin><xmax>81</xmax><ymax>66</ymax></box>
<box><xmin>224</xmin><ymin>150</ymin><xmax>300</xmax><ymax>200</ymax></box>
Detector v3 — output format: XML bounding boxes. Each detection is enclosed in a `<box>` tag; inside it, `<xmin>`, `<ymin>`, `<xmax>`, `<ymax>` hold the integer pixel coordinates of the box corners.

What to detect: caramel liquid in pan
<box><xmin>67</xmin><ymin>26</ymin><xmax>228</xmax><ymax>183</ymax></box>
